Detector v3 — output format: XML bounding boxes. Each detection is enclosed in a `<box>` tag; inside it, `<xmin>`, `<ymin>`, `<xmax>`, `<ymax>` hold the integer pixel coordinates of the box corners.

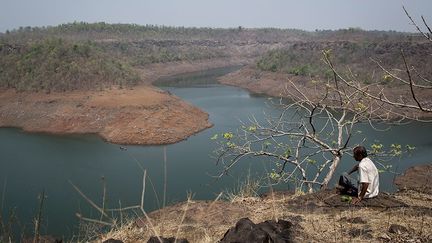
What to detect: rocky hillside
<box><xmin>256</xmin><ymin>40</ymin><xmax>432</xmax><ymax>84</ymax></box>
<box><xmin>0</xmin><ymin>23</ymin><xmax>420</xmax><ymax>92</ymax></box>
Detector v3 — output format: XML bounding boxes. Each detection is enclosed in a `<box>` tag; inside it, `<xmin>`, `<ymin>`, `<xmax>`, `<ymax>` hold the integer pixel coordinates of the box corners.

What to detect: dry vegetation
<box><xmin>0</xmin><ymin>22</ymin><xmax>419</xmax><ymax>92</ymax></box>
<box><xmin>0</xmin><ymin>38</ymin><xmax>140</xmax><ymax>91</ymax></box>
<box><xmin>99</xmin><ymin>189</ymin><xmax>431</xmax><ymax>242</ymax></box>
<box><xmin>256</xmin><ymin>40</ymin><xmax>432</xmax><ymax>84</ymax></box>
<box><xmin>91</xmin><ymin>165</ymin><xmax>432</xmax><ymax>243</ymax></box>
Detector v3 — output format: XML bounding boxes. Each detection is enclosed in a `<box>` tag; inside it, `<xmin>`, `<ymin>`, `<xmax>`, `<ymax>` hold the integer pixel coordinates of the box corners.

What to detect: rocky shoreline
<box><xmin>218</xmin><ymin>67</ymin><xmax>432</xmax><ymax>119</ymax></box>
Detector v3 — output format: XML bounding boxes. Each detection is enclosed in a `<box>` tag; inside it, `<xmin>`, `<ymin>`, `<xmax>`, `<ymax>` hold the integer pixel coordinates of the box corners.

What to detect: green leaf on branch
<box><xmin>269</xmin><ymin>172</ymin><xmax>281</xmax><ymax>180</ymax></box>
<box><xmin>371</xmin><ymin>143</ymin><xmax>383</xmax><ymax>154</ymax></box>
<box><xmin>383</xmin><ymin>74</ymin><xmax>393</xmax><ymax>82</ymax></box>
<box><xmin>390</xmin><ymin>144</ymin><xmax>402</xmax><ymax>156</ymax></box>
<box><xmin>355</xmin><ymin>102</ymin><xmax>367</xmax><ymax>112</ymax></box>
<box><xmin>406</xmin><ymin>144</ymin><xmax>415</xmax><ymax>153</ymax></box>
<box><xmin>226</xmin><ymin>141</ymin><xmax>235</xmax><ymax>148</ymax></box>
<box><xmin>263</xmin><ymin>141</ymin><xmax>272</xmax><ymax>149</ymax></box>
<box><xmin>307</xmin><ymin>158</ymin><xmax>317</xmax><ymax>165</ymax></box>
<box><xmin>283</xmin><ymin>147</ymin><xmax>292</xmax><ymax>158</ymax></box>
<box><xmin>223</xmin><ymin>132</ymin><xmax>234</xmax><ymax>140</ymax></box>
<box><xmin>248</xmin><ymin>126</ymin><xmax>257</xmax><ymax>133</ymax></box>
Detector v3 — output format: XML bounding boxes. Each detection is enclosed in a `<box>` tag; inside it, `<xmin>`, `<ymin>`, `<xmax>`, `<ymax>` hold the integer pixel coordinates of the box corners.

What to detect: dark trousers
<box><xmin>338</xmin><ymin>173</ymin><xmax>358</xmax><ymax>197</ymax></box>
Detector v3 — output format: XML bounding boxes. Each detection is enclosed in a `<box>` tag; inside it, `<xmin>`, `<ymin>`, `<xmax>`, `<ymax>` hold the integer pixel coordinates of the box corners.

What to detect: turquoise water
<box><xmin>0</xmin><ymin>67</ymin><xmax>431</xmax><ymax>238</ymax></box>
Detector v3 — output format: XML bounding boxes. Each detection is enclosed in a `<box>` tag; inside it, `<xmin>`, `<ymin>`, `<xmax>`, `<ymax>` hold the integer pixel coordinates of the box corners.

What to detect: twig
<box><xmin>1</xmin><ymin>177</ymin><xmax>6</xmax><ymax>212</ymax></box>
<box><xmin>174</xmin><ymin>196</ymin><xmax>191</xmax><ymax>243</ymax></box>
<box><xmin>163</xmin><ymin>146</ymin><xmax>167</xmax><ymax>209</ymax></box>
<box><xmin>208</xmin><ymin>191</ymin><xmax>223</xmax><ymax>211</ymax></box>
<box><xmin>69</xmin><ymin>180</ymin><xmax>112</xmax><ymax>221</ymax></box>
<box><xmin>140</xmin><ymin>170</ymin><xmax>147</xmax><ymax>213</ymax></box>
<box><xmin>403</xmin><ymin>6</ymin><xmax>432</xmax><ymax>42</ymax></box>
<box><xmin>33</xmin><ymin>190</ymin><xmax>45</xmax><ymax>243</ymax></box>
<box><xmin>118</xmin><ymin>200</ymin><xmax>123</xmax><ymax>226</ymax></box>
<box><xmin>106</xmin><ymin>205</ymin><xmax>141</xmax><ymax>212</ymax></box>
<box><xmin>421</xmin><ymin>16</ymin><xmax>432</xmax><ymax>36</ymax></box>
<box><xmin>100</xmin><ymin>176</ymin><xmax>107</xmax><ymax>222</ymax></box>
<box><xmin>401</xmin><ymin>50</ymin><xmax>425</xmax><ymax>111</ymax></box>
<box><xmin>75</xmin><ymin>213</ymin><xmax>113</xmax><ymax>227</ymax></box>
<box><xmin>138</xmin><ymin>173</ymin><xmax>162</xmax><ymax>243</ymax></box>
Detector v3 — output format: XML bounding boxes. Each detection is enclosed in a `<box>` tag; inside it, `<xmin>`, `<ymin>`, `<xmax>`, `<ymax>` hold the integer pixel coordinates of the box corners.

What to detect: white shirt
<box><xmin>358</xmin><ymin>157</ymin><xmax>379</xmax><ymax>198</ymax></box>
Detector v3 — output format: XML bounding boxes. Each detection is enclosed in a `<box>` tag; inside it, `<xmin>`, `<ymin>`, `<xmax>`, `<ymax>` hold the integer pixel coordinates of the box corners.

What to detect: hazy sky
<box><xmin>1</xmin><ymin>0</ymin><xmax>432</xmax><ymax>33</ymax></box>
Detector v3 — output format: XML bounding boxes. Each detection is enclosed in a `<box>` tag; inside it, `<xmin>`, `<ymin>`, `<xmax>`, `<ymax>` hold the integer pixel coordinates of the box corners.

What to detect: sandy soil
<box><xmin>0</xmin><ymin>58</ymin><xmax>250</xmax><ymax>145</ymax></box>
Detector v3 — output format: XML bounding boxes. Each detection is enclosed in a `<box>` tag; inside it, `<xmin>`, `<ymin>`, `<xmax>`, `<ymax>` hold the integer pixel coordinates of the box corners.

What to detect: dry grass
<box><xmin>224</xmin><ymin>172</ymin><xmax>262</xmax><ymax>202</ymax></box>
<box><xmin>98</xmin><ymin>189</ymin><xmax>431</xmax><ymax>243</ymax></box>
<box><xmin>82</xmin><ymin>167</ymin><xmax>432</xmax><ymax>243</ymax></box>
<box><xmin>394</xmin><ymin>190</ymin><xmax>432</xmax><ymax>208</ymax></box>
<box><xmin>300</xmin><ymin>206</ymin><xmax>431</xmax><ymax>242</ymax></box>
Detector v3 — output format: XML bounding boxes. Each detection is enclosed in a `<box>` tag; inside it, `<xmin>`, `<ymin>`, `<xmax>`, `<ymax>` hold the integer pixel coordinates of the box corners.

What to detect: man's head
<box><xmin>353</xmin><ymin>146</ymin><xmax>368</xmax><ymax>161</ymax></box>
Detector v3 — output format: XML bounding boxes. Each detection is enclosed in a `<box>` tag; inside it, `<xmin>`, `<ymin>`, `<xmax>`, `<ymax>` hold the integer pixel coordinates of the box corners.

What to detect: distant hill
<box><xmin>0</xmin><ymin>22</ymin><xmax>309</xmax><ymax>42</ymax></box>
<box><xmin>0</xmin><ymin>38</ymin><xmax>139</xmax><ymax>91</ymax></box>
<box><xmin>0</xmin><ymin>22</ymin><xmax>426</xmax><ymax>91</ymax></box>
<box><xmin>256</xmin><ymin>40</ymin><xmax>432</xmax><ymax>85</ymax></box>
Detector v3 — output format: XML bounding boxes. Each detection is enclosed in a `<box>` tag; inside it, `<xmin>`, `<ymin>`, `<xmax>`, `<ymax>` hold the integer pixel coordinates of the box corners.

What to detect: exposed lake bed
<box><xmin>0</xmin><ymin>59</ymin><xmax>247</xmax><ymax>146</ymax></box>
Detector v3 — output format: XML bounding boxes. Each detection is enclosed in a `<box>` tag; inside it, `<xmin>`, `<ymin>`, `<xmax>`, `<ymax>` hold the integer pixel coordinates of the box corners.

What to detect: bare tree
<box><xmin>335</xmin><ymin>6</ymin><xmax>432</xmax><ymax>119</ymax></box>
<box><xmin>214</xmin><ymin>8</ymin><xmax>431</xmax><ymax>193</ymax></box>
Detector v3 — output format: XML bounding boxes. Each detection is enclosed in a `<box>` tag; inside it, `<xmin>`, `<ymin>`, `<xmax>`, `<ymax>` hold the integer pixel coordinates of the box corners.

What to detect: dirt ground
<box><xmin>0</xmin><ymin>85</ymin><xmax>212</xmax><ymax>145</ymax></box>
<box><xmin>102</xmin><ymin>164</ymin><xmax>432</xmax><ymax>242</ymax></box>
<box><xmin>394</xmin><ymin>164</ymin><xmax>432</xmax><ymax>194</ymax></box>
<box><xmin>0</xmin><ymin>58</ymin><xmax>249</xmax><ymax>145</ymax></box>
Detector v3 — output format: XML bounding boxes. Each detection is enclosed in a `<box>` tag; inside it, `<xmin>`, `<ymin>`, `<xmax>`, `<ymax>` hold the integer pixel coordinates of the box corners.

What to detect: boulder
<box><xmin>220</xmin><ymin>217</ymin><xmax>294</xmax><ymax>243</ymax></box>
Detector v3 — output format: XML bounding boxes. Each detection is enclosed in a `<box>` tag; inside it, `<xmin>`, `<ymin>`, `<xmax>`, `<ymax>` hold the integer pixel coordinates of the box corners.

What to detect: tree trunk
<box><xmin>321</xmin><ymin>154</ymin><xmax>342</xmax><ymax>189</ymax></box>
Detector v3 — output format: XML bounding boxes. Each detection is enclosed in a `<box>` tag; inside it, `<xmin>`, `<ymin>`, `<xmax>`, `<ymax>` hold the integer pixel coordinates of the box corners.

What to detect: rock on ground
<box><xmin>220</xmin><ymin>217</ymin><xmax>294</xmax><ymax>243</ymax></box>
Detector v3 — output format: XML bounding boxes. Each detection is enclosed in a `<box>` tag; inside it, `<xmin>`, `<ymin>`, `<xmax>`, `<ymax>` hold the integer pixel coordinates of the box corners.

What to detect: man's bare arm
<box><xmin>358</xmin><ymin>182</ymin><xmax>369</xmax><ymax>200</ymax></box>
<box><xmin>348</xmin><ymin>164</ymin><xmax>359</xmax><ymax>175</ymax></box>
<box><xmin>352</xmin><ymin>182</ymin><xmax>370</xmax><ymax>204</ymax></box>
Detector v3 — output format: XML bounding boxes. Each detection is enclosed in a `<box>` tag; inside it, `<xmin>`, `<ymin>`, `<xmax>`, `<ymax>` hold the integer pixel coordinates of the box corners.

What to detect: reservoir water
<box><xmin>0</xmin><ymin>67</ymin><xmax>431</xmax><ymax>238</ymax></box>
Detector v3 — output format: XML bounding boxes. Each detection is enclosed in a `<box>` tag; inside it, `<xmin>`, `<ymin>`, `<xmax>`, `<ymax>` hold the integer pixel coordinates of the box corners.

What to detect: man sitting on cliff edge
<box><xmin>338</xmin><ymin>145</ymin><xmax>379</xmax><ymax>205</ymax></box>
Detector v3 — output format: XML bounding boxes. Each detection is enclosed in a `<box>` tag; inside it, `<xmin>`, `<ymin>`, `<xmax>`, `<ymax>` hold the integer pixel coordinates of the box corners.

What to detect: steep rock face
<box><xmin>0</xmin><ymin>86</ymin><xmax>211</xmax><ymax>145</ymax></box>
